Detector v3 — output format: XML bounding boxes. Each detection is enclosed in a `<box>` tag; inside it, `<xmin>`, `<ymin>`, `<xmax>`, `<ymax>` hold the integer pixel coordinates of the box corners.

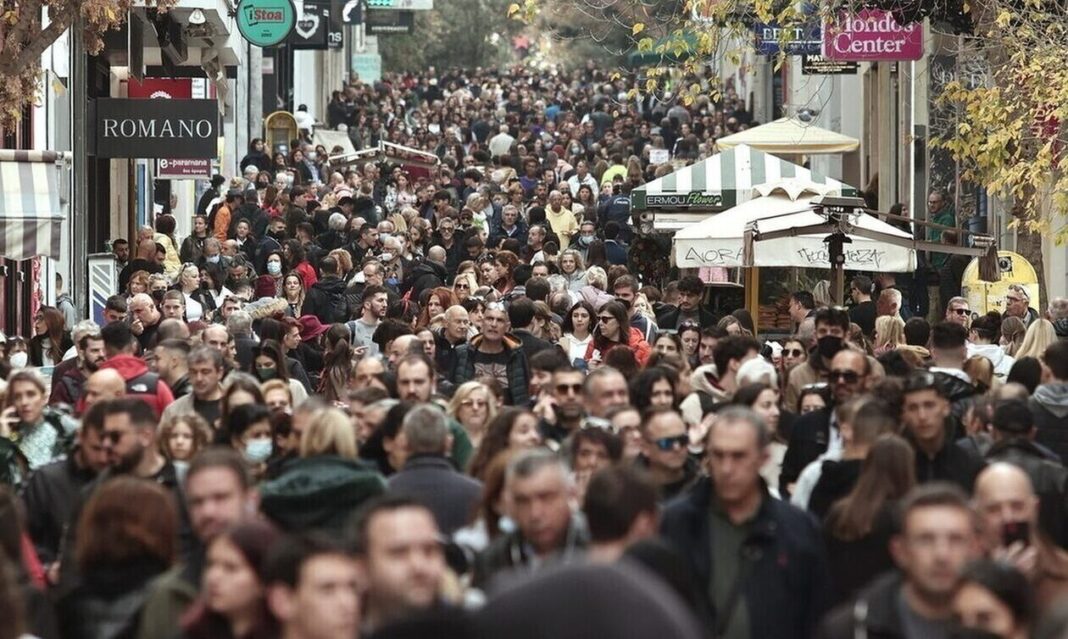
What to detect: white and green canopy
<box><xmin>631</xmin><ymin>144</ymin><xmax>856</xmax><ymax>213</ymax></box>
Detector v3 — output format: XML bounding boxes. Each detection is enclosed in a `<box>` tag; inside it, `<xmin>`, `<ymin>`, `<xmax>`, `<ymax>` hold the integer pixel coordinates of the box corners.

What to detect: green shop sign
<box><xmin>644</xmin><ymin>192</ymin><xmax>724</xmax><ymax>209</ymax></box>
<box><xmin>237</xmin><ymin>0</ymin><xmax>296</xmax><ymax>47</ymax></box>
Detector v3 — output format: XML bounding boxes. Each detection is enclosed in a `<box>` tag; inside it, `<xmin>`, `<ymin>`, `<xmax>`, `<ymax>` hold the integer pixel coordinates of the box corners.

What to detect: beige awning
<box><xmin>716</xmin><ymin>117</ymin><xmax>859</xmax><ymax>155</ymax></box>
<box><xmin>0</xmin><ymin>150</ymin><xmax>69</xmax><ymax>261</ymax></box>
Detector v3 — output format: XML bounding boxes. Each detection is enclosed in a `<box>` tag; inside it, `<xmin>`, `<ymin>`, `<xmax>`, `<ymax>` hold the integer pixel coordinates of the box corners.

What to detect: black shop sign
<box><xmin>92</xmin><ymin>98</ymin><xmax>219</xmax><ymax>159</ymax></box>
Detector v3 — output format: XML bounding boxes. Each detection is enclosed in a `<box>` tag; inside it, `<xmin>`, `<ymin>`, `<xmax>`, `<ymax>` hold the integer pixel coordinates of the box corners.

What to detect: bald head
<box><xmin>443</xmin><ymin>305</ymin><xmax>470</xmax><ymax>342</ymax></box>
<box><xmin>974</xmin><ymin>462</ymin><xmax>1038</xmax><ymax>550</ymax></box>
<box><xmin>975</xmin><ymin>462</ymin><xmax>1035</xmax><ymax>500</ymax></box>
<box><xmin>427</xmin><ymin>245</ymin><xmax>447</xmax><ymax>264</ymax></box>
<box><xmin>136</xmin><ymin>238</ymin><xmax>156</xmax><ymax>259</ymax></box>
<box><xmin>83</xmin><ymin>369</ymin><xmax>127</xmax><ymax>408</ymax></box>
<box><xmin>388</xmin><ymin>335</ymin><xmax>421</xmax><ymax>369</ymax></box>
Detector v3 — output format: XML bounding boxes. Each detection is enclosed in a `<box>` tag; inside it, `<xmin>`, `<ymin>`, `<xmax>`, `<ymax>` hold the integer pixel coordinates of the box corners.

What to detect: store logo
<box><xmin>236</xmin><ymin>0</ymin><xmax>296</xmax><ymax>47</ymax></box>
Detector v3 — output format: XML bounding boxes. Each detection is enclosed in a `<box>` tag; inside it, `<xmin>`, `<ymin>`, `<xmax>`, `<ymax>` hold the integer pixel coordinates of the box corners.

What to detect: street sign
<box><xmin>157</xmin><ymin>158</ymin><xmax>211</xmax><ymax>179</ymax></box>
<box><xmin>365</xmin><ymin>10</ymin><xmax>413</xmax><ymax>34</ymax></box>
<box><xmin>801</xmin><ymin>54</ymin><xmax>858</xmax><ymax>75</ymax></box>
<box><xmin>236</xmin><ymin>0</ymin><xmax>297</xmax><ymax>47</ymax></box>
<box><xmin>290</xmin><ymin>0</ymin><xmax>329</xmax><ymax>49</ymax></box>
<box><xmin>754</xmin><ymin>21</ymin><xmax>821</xmax><ymax>55</ymax></box>
<box><xmin>366</xmin><ymin>0</ymin><xmax>433</xmax><ymax>9</ymax></box>
<box><xmin>342</xmin><ymin>0</ymin><xmax>361</xmax><ymax>23</ymax></box>
<box><xmin>822</xmin><ymin>9</ymin><xmax>923</xmax><ymax>61</ymax></box>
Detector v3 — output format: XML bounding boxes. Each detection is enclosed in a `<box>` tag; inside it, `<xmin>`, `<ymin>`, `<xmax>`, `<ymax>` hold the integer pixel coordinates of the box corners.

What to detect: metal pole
<box><xmin>71</xmin><ymin>16</ymin><xmax>88</xmax><ymax>315</ymax></box>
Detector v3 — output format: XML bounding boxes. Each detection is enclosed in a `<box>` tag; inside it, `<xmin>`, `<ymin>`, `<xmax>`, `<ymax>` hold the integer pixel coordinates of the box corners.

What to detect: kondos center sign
<box><xmin>823</xmin><ymin>9</ymin><xmax>923</xmax><ymax>61</ymax></box>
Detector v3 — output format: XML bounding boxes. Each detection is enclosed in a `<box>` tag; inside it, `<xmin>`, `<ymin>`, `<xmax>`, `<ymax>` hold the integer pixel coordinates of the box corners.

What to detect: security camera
<box><xmin>797</xmin><ymin>107</ymin><xmax>819</xmax><ymax>123</ymax></box>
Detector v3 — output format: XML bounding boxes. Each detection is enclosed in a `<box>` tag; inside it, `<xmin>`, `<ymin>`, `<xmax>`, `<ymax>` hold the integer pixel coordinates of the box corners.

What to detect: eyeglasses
<box><xmin>950</xmin><ymin>308</ymin><xmax>970</xmax><ymax>316</ymax></box>
<box><xmin>829</xmin><ymin>369</ymin><xmax>861</xmax><ymax>384</ymax></box>
<box><xmin>801</xmin><ymin>382</ymin><xmax>829</xmax><ymax>391</ymax></box>
<box><xmin>455</xmin><ymin>283</ymin><xmax>470</xmax><ymax>290</ymax></box>
<box><xmin>460</xmin><ymin>398</ymin><xmax>488</xmax><ymax>409</ymax></box>
<box><xmin>650</xmin><ymin>435</ymin><xmax>688</xmax><ymax>451</ymax></box>
<box><xmin>598</xmin><ymin>315</ymin><xmax>615</xmax><ymax>323</ymax></box>
<box><xmin>1005</xmin><ymin>296</ymin><xmax>1023</xmax><ymax>303</ymax></box>
<box><xmin>555</xmin><ymin>383</ymin><xmax>583</xmax><ymax>395</ymax></box>
<box><xmin>783</xmin><ymin>348</ymin><xmax>805</xmax><ymax>358</ymax></box>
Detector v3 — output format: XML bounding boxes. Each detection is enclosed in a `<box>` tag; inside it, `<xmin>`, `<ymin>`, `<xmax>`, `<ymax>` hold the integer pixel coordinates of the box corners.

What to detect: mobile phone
<box><xmin>1002</xmin><ymin>521</ymin><xmax>1030</xmax><ymax>547</ymax></box>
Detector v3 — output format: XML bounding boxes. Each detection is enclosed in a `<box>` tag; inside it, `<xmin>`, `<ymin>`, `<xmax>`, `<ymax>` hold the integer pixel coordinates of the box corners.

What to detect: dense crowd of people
<box><xmin>3</xmin><ymin>64</ymin><xmax>1068</xmax><ymax>639</ymax></box>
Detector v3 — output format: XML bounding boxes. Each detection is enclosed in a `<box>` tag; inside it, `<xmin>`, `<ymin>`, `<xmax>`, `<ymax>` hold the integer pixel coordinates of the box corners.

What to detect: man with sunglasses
<box><xmin>901</xmin><ymin>371</ymin><xmax>984</xmax><ymax>492</ymax></box>
<box><xmin>944</xmin><ymin>296</ymin><xmax>972</xmax><ymax>330</ymax></box>
<box><xmin>540</xmin><ymin>367</ymin><xmax>588</xmax><ymax>443</ymax></box>
<box><xmin>635</xmin><ymin>408</ymin><xmax>698</xmax><ymax>501</ymax></box>
<box><xmin>781</xmin><ymin>348</ymin><xmax>871</xmax><ymax>496</ymax></box>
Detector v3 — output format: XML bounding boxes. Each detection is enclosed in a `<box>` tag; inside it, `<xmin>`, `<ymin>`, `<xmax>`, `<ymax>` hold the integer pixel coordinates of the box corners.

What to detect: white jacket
<box><xmin>967</xmin><ymin>343</ymin><xmax>1015</xmax><ymax>381</ymax></box>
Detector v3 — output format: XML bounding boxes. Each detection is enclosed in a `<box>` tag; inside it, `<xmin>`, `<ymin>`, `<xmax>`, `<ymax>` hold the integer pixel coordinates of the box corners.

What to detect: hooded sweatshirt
<box><xmin>967</xmin><ymin>343</ymin><xmax>1016</xmax><ymax>381</ymax></box>
<box><xmin>1035</xmin><ymin>383</ymin><xmax>1068</xmax><ymax>419</ymax></box>
<box><xmin>680</xmin><ymin>364</ymin><xmax>732</xmax><ymax>426</ymax></box>
<box><xmin>92</xmin><ymin>354</ymin><xmax>175</xmax><ymax>417</ymax></box>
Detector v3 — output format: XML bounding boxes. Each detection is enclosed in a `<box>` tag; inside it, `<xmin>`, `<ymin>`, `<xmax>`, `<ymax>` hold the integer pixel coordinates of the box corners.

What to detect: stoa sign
<box><xmin>822</xmin><ymin>9</ymin><xmax>923</xmax><ymax>61</ymax></box>
<box><xmin>93</xmin><ymin>99</ymin><xmax>219</xmax><ymax>158</ymax></box>
<box><xmin>237</xmin><ymin>0</ymin><xmax>297</xmax><ymax>47</ymax></box>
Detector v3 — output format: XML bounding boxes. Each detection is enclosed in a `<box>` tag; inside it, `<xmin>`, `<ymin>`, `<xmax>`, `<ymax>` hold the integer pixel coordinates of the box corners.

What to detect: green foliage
<box><xmin>380</xmin><ymin>0</ymin><xmax>521</xmax><ymax>71</ymax></box>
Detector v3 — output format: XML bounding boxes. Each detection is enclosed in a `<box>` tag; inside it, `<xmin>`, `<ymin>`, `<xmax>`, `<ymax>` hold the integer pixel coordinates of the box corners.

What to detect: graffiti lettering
<box><xmin>684</xmin><ymin>246</ymin><xmax>745</xmax><ymax>265</ymax></box>
<box><xmin>796</xmin><ymin>247</ymin><xmax>885</xmax><ymax>268</ymax></box>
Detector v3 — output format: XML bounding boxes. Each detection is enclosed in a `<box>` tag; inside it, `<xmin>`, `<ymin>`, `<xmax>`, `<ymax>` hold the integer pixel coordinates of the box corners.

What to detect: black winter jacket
<box><xmin>450</xmin><ymin>334</ymin><xmax>530</xmax><ymax>406</ymax></box>
<box><xmin>780</xmin><ymin>407</ymin><xmax>833</xmax><ymax>496</ymax></box>
<box><xmin>1032</xmin><ymin>383</ymin><xmax>1068</xmax><ymax>464</ymax></box>
<box><xmin>816</xmin><ymin>572</ymin><xmax>908</xmax><ymax>639</ymax></box>
<box><xmin>21</xmin><ymin>453</ymin><xmax>97</xmax><ymax>564</ymax></box>
<box><xmin>303</xmin><ymin>276</ymin><xmax>349</xmax><ymax>324</ymax></box>
<box><xmin>660</xmin><ymin>477</ymin><xmax>833</xmax><ymax>639</ymax></box>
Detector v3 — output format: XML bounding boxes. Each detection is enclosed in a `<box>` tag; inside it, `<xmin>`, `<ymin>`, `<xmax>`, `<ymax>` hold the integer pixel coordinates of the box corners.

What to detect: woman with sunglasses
<box><xmin>585</xmin><ymin>300</ymin><xmax>651</xmax><ymax>367</ymax></box>
<box><xmin>448</xmin><ymin>381</ymin><xmax>498</xmax><ymax>448</ymax></box>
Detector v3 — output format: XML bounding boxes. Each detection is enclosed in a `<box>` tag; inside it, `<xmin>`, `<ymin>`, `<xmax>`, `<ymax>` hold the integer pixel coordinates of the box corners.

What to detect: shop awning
<box><xmin>673</xmin><ymin>181</ymin><xmax>916</xmax><ymax>272</ymax></box>
<box><xmin>631</xmin><ymin>143</ymin><xmax>855</xmax><ymax>214</ymax></box>
<box><xmin>0</xmin><ymin>150</ymin><xmax>69</xmax><ymax>261</ymax></box>
<box><xmin>715</xmin><ymin>117</ymin><xmax>860</xmax><ymax>154</ymax></box>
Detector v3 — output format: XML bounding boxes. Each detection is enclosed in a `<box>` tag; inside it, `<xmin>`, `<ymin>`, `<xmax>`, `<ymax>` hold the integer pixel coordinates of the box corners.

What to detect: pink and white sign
<box><xmin>822</xmin><ymin>9</ymin><xmax>923</xmax><ymax>61</ymax></box>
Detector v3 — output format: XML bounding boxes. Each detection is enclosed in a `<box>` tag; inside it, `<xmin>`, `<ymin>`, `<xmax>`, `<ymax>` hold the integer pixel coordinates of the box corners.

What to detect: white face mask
<box><xmin>9</xmin><ymin>352</ymin><xmax>28</xmax><ymax>368</ymax></box>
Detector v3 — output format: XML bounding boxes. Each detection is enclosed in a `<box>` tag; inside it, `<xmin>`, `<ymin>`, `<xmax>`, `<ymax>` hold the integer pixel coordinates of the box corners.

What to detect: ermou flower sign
<box><xmin>822</xmin><ymin>9</ymin><xmax>923</xmax><ymax>61</ymax></box>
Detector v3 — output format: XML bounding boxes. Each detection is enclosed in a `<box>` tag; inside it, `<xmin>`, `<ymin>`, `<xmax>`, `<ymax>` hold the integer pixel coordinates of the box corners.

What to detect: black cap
<box><xmin>993</xmin><ymin>399</ymin><xmax>1034</xmax><ymax>434</ymax></box>
<box><xmin>210</xmin><ymin>174</ymin><xmax>226</xmax><ymax>187</ymax></box>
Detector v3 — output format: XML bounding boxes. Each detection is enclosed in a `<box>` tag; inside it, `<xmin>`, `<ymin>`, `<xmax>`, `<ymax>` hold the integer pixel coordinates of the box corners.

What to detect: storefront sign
<box><xmin>157</xmin><ymin>158</ymin><xmax>211</xmax><ymax>179</ymax></box>
<box><xmin>290</xmin><ymin>0</ymin><xmax>329</xmax><ymax>49</ymax></box>
<box><xmin>822</xmin><ymin>9</ymin><xmax>923</xmax><ymax>61</ymax></box>
<box><xmin>801</xmin><ymin>54</ymin><xmax>858</xmax><ymax>75</ymax></box>
<box><xmin>365</xmin><ymin>10</ymin><xmax>414</xmax><ymax>35</ymax></box>
<box><xmin>754</xmin><ymin>21</ymin><xmax>822</xmax><ymax>55</ymax></box>
<box><xmin>645</xmin><ymin>192</ymin><xmax>724</xmax><ymax>209</ymax></box>
<box><xmin>93</xmin><ymin>99</ymin><xmax>219</xmax><ymax>159</ymax></box>
<box><xmin>237</xmin><ymin>0</ymin><xmax>297</xmax><ymax>47</ymax></box>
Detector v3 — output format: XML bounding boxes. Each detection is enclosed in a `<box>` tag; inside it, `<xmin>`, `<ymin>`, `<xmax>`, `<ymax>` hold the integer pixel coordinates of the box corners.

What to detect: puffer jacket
<box><xmin>260</xmin><ymin>455</ymin><xmax>386</xmax><ymax>534</ymax></box>
<box><xmin>451</xmin><ymin>333</ymin><xmax>531</xmax><ymax>406</ymax></box>
<box><xmin>967</xmin><ymin>343</ymin><xmax>1015</xmax><ymax>381</ymax></box>
<box><xmin>1033</xmin><ymin>383</ymin><xmax>1068</xmax><ymax>465</ymax></box>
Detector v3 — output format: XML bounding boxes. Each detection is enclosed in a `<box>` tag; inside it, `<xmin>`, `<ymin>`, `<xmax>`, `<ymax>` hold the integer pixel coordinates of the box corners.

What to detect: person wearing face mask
<box><xmin>784</xmin><ymin>307</ymin><xmax>885</xmax><ymax>412</ymax></box>
<box><xmin>224</xmin><ymin>403</ymin><xmax>274</xmax><ymax>475</ymax></box>
<box><xmin>572</xmin><ymin>221</ymin><xmax>598</xmax><ymax>264</ymax></box>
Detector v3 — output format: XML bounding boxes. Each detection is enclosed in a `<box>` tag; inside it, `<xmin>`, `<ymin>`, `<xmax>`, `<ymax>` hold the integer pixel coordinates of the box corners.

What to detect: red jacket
<box><xmin>77</xmin><ymin>354</ymin><xmax>174</xmax><ymax>418</ymax></box>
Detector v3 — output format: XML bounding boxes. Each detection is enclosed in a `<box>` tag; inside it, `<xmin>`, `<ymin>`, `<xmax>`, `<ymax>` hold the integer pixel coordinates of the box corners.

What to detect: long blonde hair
<box><xmin>1016</xmin><ymin>318</ymin><xmax>1056</xmax><ymax>360</ymax></box>
<box><xmin>873</xmin><ymin>315</ymin><xmax>906</xmax><ymax>350</ymax></box>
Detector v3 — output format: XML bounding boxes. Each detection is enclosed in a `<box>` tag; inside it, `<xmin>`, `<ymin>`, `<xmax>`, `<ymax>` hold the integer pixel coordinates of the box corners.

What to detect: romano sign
<box><xmin>93</xmin><ymin>99</ymin><xmax>219</xmax><ymax>159</ymax></box>
<box><xmin>644</xmin><ymin>192</ymin><xmax>724</xmax><ymax>209</ymax></box>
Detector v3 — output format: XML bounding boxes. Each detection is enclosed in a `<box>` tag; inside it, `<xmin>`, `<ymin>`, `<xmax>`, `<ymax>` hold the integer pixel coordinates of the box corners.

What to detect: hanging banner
<box><xmin>822</xmin><ymin>9</ymin><xmax>923</xmax><ymax>61</ymax></box>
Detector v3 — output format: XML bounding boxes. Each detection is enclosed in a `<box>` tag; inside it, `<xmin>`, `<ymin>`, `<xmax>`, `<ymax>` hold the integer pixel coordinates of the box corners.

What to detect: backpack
<box><xmin>324</xmin><ymin>292</ymin><xmax>350</xmax><ymax>324</ymax></box>
<box><xmin>205</xmin><ymin>201</ymin><xmax>223</xmax><ymax>236</ymax></box>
